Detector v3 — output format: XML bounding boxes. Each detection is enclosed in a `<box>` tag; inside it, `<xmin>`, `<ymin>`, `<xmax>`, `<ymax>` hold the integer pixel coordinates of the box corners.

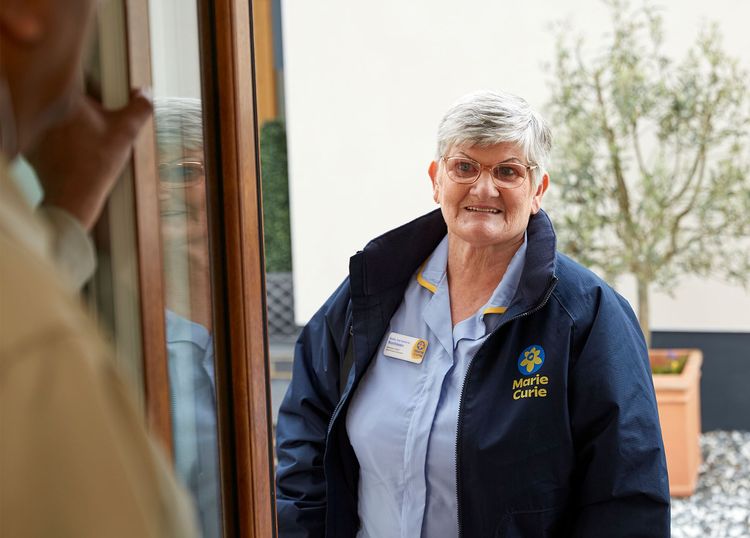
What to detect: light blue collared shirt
<box><xmin>166</xmin><ymin>310</ymin><xmax>222</xmax><ymax>538</ymax></box>
<box><xmin>346</xmin><ymin>234</ymin><xmax>527</xmax><ymax>538</ymax></box>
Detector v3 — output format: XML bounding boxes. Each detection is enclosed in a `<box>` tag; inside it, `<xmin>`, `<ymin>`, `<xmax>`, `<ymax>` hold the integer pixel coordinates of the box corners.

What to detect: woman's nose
<box><xmin>471</xmin><ymin>168</ymin><xmax>500</xmax><ymax>197</ymax></box>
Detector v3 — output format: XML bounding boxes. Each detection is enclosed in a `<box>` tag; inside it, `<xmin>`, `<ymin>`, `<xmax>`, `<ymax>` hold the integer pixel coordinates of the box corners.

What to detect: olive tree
<box><xmin>546</xmin><ymin>0</ymin><xmax>750</xmax><ymax>345</ymax></box>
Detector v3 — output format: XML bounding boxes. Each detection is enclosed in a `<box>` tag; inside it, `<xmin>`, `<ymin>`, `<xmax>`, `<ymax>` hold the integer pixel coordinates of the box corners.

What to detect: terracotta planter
<box><xmin>650</xmin><ymin>349</ymin><xmax>703</xmax><ymax>497</ymax></box>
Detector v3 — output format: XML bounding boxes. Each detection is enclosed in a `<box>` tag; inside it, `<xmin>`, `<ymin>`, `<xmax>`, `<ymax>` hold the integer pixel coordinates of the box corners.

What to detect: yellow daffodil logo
<box><xmin>518</xmin><ymin>345</ymin><xmax>545</xmax><ymax>376</ymax></box>
<box><xmin>411</xmin><ymin>339</ymin><xmax>428</xmax><ymax>360</ymax></box>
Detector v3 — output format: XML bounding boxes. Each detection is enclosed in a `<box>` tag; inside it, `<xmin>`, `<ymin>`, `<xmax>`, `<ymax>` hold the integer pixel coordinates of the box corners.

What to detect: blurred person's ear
<box><xmin>0</xmin><ymin>0</ymin><xmax>97</xmax><ymax>156</ymax></box>
<box><xmin>0</xmin><ymin>0</ymin><xmax>45</xmax><ymax>45</ymax></box>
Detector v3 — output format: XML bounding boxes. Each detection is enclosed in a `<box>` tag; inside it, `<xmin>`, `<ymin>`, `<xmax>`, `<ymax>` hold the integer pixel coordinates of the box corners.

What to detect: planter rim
<box><xmin>650</xmin><ymin>348</ymin><xmax>703</xmax><ymax>390</ymax></box>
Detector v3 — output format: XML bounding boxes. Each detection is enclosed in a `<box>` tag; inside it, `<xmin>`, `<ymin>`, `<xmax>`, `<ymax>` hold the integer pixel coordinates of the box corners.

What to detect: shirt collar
<box><xmin>0</xmin><ymin>156</ymin><xmax>51</xmax><ymax>261</ymax></box>
<box><xmin>416</xmin><ymin>233</ymin><xmax>527</xmax><ymax>317</ymax></box>
<box><xmin>418</xmin><ymin>235</ymin><xmax>449</xmax><ymax>293</ymax></box>
<box><xmin>166</xmin><ymin>308</ymin><xmax>212</xmax><ymax>350</ymax></box>
<box><xmin>481</xmin><ymin>234</ymin><xmax>526</xmax><ymax>318</ymax></box>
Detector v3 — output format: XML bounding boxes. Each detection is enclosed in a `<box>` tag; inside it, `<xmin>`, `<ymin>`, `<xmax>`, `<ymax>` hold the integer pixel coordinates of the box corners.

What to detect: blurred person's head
<box><xmin>0</xmin><ymin>0</ymin><xmax>97</xmax><ymax>157</ymax></box>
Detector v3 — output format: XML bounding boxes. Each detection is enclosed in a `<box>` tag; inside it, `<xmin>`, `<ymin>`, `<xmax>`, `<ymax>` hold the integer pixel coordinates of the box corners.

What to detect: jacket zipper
<box><xmin>455</xmin><ymin>278</ymin><xmax>558</xmax><ymax>538</ymax></box>
<box><xmin>327</xmin><ymin>323</ymin><xmax>355</xmax><ymax>436</ymax></box>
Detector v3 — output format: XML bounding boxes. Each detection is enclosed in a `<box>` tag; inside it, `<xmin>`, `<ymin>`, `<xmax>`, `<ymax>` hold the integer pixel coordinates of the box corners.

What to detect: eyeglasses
<box><xmin>158</xmin><ymin>159</ymin><xmax>205</xmax><ymax>188</ymax></box>
<box><xmin>442</xmin><ymin>155</ymin><xmax>537</xmax><ymax>189</ymax></box>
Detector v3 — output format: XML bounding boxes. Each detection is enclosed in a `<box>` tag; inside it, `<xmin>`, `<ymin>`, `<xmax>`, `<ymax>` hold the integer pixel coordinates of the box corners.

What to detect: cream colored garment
<box><xmin>0</xmin><ymin>156</ymin><xmax>198</xmax><ymax>537</ymax></box>
<box><xmin>39</xmin><ymin>205</ymin><xmax>97</xmax><ymax>290</ymax></box>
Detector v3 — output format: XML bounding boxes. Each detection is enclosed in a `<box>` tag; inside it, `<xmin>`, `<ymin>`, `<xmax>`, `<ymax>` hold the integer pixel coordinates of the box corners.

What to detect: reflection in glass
<box><xmin>155</xmin><ymin>97</ymin><xmax>221</xmax><ymax>538</ymax></box>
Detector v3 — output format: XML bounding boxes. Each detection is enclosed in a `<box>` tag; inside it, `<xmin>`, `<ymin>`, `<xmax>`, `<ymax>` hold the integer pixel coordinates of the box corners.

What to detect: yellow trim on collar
<box><xmin>417</xmin><ymin>265</ymin><xmax>507</xmax><ymax>314</ymax></box>
<box><xmin>416</xmin><ymin>263</ymin><xmax>437</xmax><ymax>293</ymax></box>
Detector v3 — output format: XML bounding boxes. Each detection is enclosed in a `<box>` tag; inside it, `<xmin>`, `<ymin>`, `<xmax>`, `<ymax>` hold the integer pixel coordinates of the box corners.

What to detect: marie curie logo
<box><xmin>518</xmin><ymin>345</ymin><xmax>545</xmax><ymax>375</ymax></box>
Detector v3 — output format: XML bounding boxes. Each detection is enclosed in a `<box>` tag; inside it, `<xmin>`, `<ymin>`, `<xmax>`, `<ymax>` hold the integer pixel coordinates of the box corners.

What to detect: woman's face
<box><xmin>429</xmin><ymin>142</ymin><xmax>549</xmax><ymax>251</ymax></box>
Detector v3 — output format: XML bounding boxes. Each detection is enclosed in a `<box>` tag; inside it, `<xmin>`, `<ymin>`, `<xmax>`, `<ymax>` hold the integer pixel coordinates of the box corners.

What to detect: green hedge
<box><xmin>260</xmin><ymin>120</ymin><xmax>292</xmax><ymax>272</ymax></box>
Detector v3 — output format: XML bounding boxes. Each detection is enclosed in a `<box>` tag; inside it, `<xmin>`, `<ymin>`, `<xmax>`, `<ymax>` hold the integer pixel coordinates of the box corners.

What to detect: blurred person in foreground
<box><xmin>156</xmin><ymin>96</ymin><xmax>222</xmax><ymax>538</ymax></box>
<box><xmin>0</xmin><ymin>1</ymin><xmax>197</xmax><ymax>536</ymax></box>
<box><xmin>275</xmin><ymin>90</ymin><xmax>670</xmax><ymax>537</ymax></box>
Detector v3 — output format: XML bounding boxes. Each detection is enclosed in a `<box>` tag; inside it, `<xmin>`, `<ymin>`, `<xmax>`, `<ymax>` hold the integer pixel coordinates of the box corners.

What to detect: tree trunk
<box><xmin>637</xmin><ymin>277</ymin><xmax>651</xmax><ymax>348</ymax></box>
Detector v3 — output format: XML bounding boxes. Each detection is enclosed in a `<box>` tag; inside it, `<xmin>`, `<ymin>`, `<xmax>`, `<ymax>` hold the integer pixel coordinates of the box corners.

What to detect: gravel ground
<box><xmin>672</xmin><ymin>431</ymin><xmax>750</xmax><ymax>538</ymax></box>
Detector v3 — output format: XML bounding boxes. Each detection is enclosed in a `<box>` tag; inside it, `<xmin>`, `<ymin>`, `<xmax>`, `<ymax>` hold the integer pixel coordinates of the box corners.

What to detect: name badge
<box><xmin>383</xmin><ymin>332</ymin><xmax>428</xmax><ymax>364</ymax></box>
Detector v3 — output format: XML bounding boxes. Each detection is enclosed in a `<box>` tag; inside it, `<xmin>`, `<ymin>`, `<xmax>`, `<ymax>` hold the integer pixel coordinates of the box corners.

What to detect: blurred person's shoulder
<box><xmin>0</xmin><ymin>159</ymin><xmax>199</xmax><ymax>537</ymax></box>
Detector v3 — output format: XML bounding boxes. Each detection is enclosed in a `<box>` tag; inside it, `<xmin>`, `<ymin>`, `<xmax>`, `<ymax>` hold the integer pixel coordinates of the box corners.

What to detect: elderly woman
<box><xmin>276</xmin><ymin>90</ymin><xmax>670</xmax><ymax>537</ymax></box>
<box><xmin>155</xmin><ymin>97</ymin><xmax>221</xmax><ymax>538</ymax></box>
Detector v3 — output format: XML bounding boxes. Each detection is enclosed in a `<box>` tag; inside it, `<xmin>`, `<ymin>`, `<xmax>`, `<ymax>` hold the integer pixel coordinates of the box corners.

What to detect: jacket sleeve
<box><xmin>567</xmin><ymin>287</ymin><xmax>671</xmax><ymax>537</ymax></box>
<box><xmin>275</xmin><ymin>282</ymin><xmax>349</xmax><ymax>538</ymax></box>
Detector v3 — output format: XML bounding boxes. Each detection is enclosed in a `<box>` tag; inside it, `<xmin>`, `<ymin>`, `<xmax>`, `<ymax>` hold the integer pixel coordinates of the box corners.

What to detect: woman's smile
<box><xmin>464</xmin><ymin>205</ymin><xmax>502</xmax><ymax>214</ymax></box>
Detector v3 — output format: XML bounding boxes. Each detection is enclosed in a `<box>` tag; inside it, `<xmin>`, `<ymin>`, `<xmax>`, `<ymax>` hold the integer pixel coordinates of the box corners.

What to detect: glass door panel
<box><xmin>148</xmin><ymin>1</ymin><xmax>222</xmax><ymax>536</ymax></box>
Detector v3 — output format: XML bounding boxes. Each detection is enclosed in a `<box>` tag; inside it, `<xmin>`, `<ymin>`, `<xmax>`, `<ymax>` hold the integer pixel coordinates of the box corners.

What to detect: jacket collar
<box><xmin>346</xmin><ymin>209</ymin><xmax>558</xmax><ymax>372</ymax></box>
<box><xmin>349</xmin><ymin>208</ymin><xmax>557</xmax><ymax>308</ymax></box>
<box><xmin>506</xmin><ymin>208</ymin><xmax>558</xmax><ymax>319</ymax></box>
<box><xmin>348</xmin><ymin>209</ymin><xmax>447</xmax><ymax>299</ymax></box>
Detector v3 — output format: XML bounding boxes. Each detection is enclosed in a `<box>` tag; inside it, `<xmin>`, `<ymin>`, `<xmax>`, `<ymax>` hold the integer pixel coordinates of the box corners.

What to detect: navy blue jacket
<box><xmin>276</xmin><ymin>209</ymin><xmax>670</xmax><ymax>537</ymax></box>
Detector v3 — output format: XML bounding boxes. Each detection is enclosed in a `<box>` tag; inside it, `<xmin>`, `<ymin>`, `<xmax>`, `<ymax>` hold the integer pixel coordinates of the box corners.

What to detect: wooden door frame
<box><xmin>122</xmin><ymin>0</ymin><xmax>173</xmax><ymax>454</ymax></box>
<box><xmin>123</xmin><ymin>0</ymin><xmax>275</xmax><ymax>535</ymax></box>
<box><xmin>198</xmin><ymin>0</ymin><xmax>276</xmax><ymax>536</ymax></box>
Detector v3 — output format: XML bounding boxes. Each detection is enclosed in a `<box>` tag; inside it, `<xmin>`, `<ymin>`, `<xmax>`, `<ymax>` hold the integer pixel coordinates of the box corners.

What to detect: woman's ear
<box><xmin>428</xmin><ymin>161</ymin><xmax>440</xmax><ymax>204</ymax></box>
<box><xmin>530</xmin><ymin>173</ymin><xmax>549</xmax><ymax>214</ymax></box>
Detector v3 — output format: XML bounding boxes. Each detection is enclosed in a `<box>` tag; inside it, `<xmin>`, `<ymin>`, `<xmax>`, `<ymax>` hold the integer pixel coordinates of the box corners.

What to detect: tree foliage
<box><xmin>547</xmin><ymin>0</ymin><xmax>750</xmax><ymax>343</ymax></box>
<box><xmin>260</xmin><ymin>119</ymin><xmax>293</xmax><ymax>273</ymax></box>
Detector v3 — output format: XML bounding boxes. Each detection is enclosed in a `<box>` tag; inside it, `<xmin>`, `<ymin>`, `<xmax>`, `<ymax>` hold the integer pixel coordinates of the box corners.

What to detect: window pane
<box><xmin>254</xmin><ymin>0</ymin><xmax>292</xmax><ymax>468</ymax></box>
<box><xmin>149</xmin><ymin>1</ymin><xmax>222</xmax><ymax>536</ymax></box>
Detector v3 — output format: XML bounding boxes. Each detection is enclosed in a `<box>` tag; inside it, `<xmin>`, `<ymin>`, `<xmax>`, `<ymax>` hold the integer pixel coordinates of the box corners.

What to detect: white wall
<box><xmin>149</xmin><ymin>0</ymin><xmax>202</xmax><ymax>98</ymax></box>
<box><xmin>282</xmin><ymin>0</ymin><xmax>750</xmax><ymax>332</ymax></box>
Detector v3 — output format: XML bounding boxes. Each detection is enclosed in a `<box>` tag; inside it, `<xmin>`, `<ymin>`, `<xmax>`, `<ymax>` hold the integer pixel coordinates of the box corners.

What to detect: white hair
<box><xmin>436</xmin><ymin>89</ymin><xmax>552</xmax><ymax>184</ymax></box>
<box><xmin>154</xmin><ymin>97</ymin><xmax>204</xmax><ymax>152</ymax></box>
